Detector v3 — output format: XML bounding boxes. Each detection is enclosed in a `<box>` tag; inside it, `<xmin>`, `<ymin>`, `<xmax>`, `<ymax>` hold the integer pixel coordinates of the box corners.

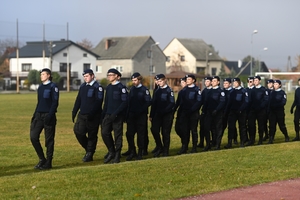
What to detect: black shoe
<box><xmin>104</xmin><ymin>152</ymin><xmax>109</xmax><ymax>159</ymax></box>
<box><xmin>233</xmin><ymin>139</ymin><xmax>238</xmax><ymax>145</ymax></box>
<box><xmin>246</xmin><ymin>141</ymin><xmax>253</xmax><ymax>146</ymax></box>
<box><xmin>153</xmin><ymin>148</ymin><xmax>162</xmax><ymax>157</ymax></box>
<box><xmin>285</xmin><ymin>135</ymin><xmax>290</xmax><ymax>142</ymax></box>
<box><xmin>203</xmin><ymin>145</ymin><xmax>211</xmax><ymax>152</ymax></box>
<box><xmin>292</xmin><ymin>137</ymin><xmax>300</xmax><ymax>141</ymax></box>
<box><xmin>104</xmin><ymin>152</ymin><xmax>115</xmax><ymax>164</ymax></box>
<box><xmin>136</xmin><ymin>154</ymin><xmax>143</xmax><ymax>160</ymax></box>
<box><xmin>151</xmin><ymin>146</ymin><xmax>159</xmax><ymax>154</ymax></box>
<box><xmin>126</xmin><ymin>153</ymin><xmax>137</xmax><ymax>161</ymax></box>
<box><xmin>177</xmin><ymin>145</ymin><xmax>187</xmax><ymax>155</ymax></box>
<box><xmin>111</xmin><ymin>152</ymin><xmax>121</xmax><ymax>164</ymax></box>
<box><xmin>34</xmin><ymin>159</ymin><xmax>46</xmax><ymax>169</ymax></box>
<box><xmin>190</xmin><ymin>147</ymin><xmax>197</xmax><ymax>153</ymax></box>
<box><xmin>224</xmin><ymin>143</ymin><xmax>232</xmax><ymax>149</ymax></box>
<box><xmin>121</xmin><ymin>150</ymin><xmax>131</xmax><ymax>156</ymax></box>
<box><xmin>143</xmin><ymin>150</ymin><xmax>148</xmax><ymax>156</ymax></box>
<box><xmin>39</xmin><ymin>159</ymin><xmax>52</xmax><ymax>170</ymax></box>
<box><xmin>82</xmin><ymin>152</ymin><xmax>93</xmax><ymax>162</ymax></box>
<box><xmin>240</xmin><ymin>143</ymin><xmax>245</xmax><ymax>148</ymax></box>
<box><xmin>257</xmin><ymin>140</ymin><xmax>263</xmax><ymax>145</ymax></box>
<box><xmin>197</xmin><ymin>142</ymin><xmax>204</xmax><ymax>148</ymax></box>
<box><xmin>263</xmin><ymin>135</ymin><xmax>269</xmax><ymax>141</ymax></box>
<box><xmin>215</xmin><ymin>146</ymin><xmax>221</xmax><ymax>150</ymax></box>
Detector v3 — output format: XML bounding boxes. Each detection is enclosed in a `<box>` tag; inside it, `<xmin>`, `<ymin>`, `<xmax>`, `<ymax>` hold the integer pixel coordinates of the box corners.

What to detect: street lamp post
<box><xmin>149</xmin><ymin>42</ymin><xmax>159</xmax><ymax>91</ymax></box>
<box><xmin>206</xmin><ymin>50</ymin><xmax>212</xmax><ymax>75</ymax></box>
<box><xmin>250</xmin><ymin>30</ymin><xmax>258</xmax><ymax>76</ymax></box>
<box><xmin>48</xmin><ymin>41</ymin><xmax>56</xmax><ymax>71</ymax></box>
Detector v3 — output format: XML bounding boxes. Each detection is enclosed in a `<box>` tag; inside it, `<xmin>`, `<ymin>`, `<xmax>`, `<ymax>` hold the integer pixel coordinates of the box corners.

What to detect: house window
<box><xmin>83</xmin><ymin>63</ymin><xmax>91</xmax><ymax>71</ymax></box>
<box><xmin>112</xmin><ymin>65</ymin><xmax>123</xmax><ymax>72</ymax></box>
<box><xmin>21</xmin><ymin>63</ymin><xmax>32</xmax><ymax>72</ymax></box>
<box><xmin>83</xmin><ymin>53</ymin><xmax>87</xmax><ymax>57</ymax></box>
<box><xmin>63</xmin><ymin>53</ymin><xmax>67</xmax><ymax>57</ymax></box>
<box><xmin>96</xmin><ymin>66</ymin><xmax>102</xmax><ymax>73</ymax></box>
<box><xmin>180</xmin><ymin>55</ymin><xmax>185</xmax><ymax>61</ymax></box>
<box><xmin>60</xmin><ymin>63</ymin><xmax>71</xmax><ymax>72</ymax></box>
<box><xmin>166</xmin><ymin>56</ymin><xmax>170</xmax><ymax>62</ymax></box>
<box><xmin>211</xmin><ymin>68</ymin><xmax>217</xmax><ymax>76</ymax></box>
<box><xmin>150</xmin><ymin>65</ymin><xmax>155</xmax><ymax>73</ymax></box>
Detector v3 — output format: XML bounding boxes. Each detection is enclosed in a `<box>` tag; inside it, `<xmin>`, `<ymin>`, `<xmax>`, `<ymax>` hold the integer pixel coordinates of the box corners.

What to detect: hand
<box><xmin>72</xmin><ymin>113</ymin><xmax>76</xmax><ymax>123</ymax></box>
<box><xmin>31</xmin><ymin>113</ymin><xmax>35</xmax><ymax>123</ymax></box>
<box><xmin>290</xmin><ymin>108</ymin><xmax>294</xmax><ymax>114</ymax></box>
<box><xmin>44</xmin><ymin>115</ymin><xmax>52</xmax><ymax>126</ymax></box>
<box><xmin>212</xmin><ymin>110</ymin><xmax>217</xmax><ymax>116</ymax></box>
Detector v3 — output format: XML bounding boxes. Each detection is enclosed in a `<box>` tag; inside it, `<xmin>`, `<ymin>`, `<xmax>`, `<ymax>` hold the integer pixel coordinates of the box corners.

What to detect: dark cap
<box><xmin>248</xmin><ymin>76</ymin><xmax>254</xmax><ymax>81</ymax></box>
<box><xmin>40</xmin><ymin>68</ymin><xmax>51</xmax><ymax>74</ymax></box>
<box><xmin>107</xmin><ymin>68</ymin><xmax>121</xmax><ymax>77</ymax></box>
<box><xmin>233</xmin><ymin>77</ymin><xmax>240</xmax><ymax>82</ymax></box>
<box><xmin>131</xmin><ymin>72</ymin><xmax>141</xmax><ymax>79</ymax></box>
<box><xmin>274</xmin><ymin>79</ymin><xmax>281</xmax><ymax>85</ymax></box>
<box><xmin>185</xmin><ymin>74</ymin><xmax>196</xmax><ymax>80</ymax></box>
<box><xmin>180</xmin><ymin>76</ymin><xmax>187</xmax><ymax>82</ymax></box>
<box><xmin>254</xmin><ymin>75</ymin><xmax>261</xmax><ymax>80</ymax></box>
<box><xmin>267</xmin><ymin>79</ymin><xmax>274</xmax><ymax>84</ymax></box>
<box><xmin>212</xmin><ymin>76</ymin><xmax>220</xmax><ymax>81</ymax></box>
<box><xmin>82</xmin><ymin>69</ymin><xmax>94</xmax><ymax>76</ymax></box>
<box><xmin>155</xmin><ymin>74</ymin><xmax>165</xmax><ymax>80</ymax></box>
<box><xmin>223</xmin><ymin>78</ymin><xmax>232</xmax><ymax>83</ymax></box>
<box><xmin>205</xmin><ymin>76</ymin><xmax>212</xmax><ymax>81</ymax></box>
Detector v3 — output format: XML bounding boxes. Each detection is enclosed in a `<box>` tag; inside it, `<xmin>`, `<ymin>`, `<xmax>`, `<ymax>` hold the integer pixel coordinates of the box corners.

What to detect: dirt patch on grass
<box><xmin>179</xmin><ymin>178</ymin><xmax>300</xmax><ymax>200</ymax></box>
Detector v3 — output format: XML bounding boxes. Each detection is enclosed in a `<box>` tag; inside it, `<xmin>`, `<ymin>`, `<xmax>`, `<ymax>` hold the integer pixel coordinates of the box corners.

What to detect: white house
<box><xmin>9</xmin><ymin>40</ymin><xmax>100</xmax><ymax>90</ymax></box>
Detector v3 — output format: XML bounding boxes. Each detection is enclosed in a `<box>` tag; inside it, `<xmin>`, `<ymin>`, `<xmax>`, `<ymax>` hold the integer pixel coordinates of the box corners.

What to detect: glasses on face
<box><xmin>107</xmin><ymin>74</ymin><xmax>115</xmax><ymax>77</ymax></box>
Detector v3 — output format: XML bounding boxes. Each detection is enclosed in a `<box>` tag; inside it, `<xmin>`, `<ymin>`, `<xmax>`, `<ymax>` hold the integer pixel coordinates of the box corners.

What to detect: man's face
<box><xmin>233</xmin><ymin>81</ymin><xmax>239</xmax><ymax>88</ymax></box>
<box><xmin>157</xmin><ymin>79</ymin><xmax>166</xmax><ymax>87</ymax></box>
<box><xmin>205</xmin><ymin>80</ymin><xmax>211</xmax><ymax>87</ymax></box>
<box><xmin>83</xmin><ymin>73</ymin><xmax>94</xmax><ymax>83</ymax></box>
<box><xmin>180</xmin><ymin>80</ymin><xmax>187</xmax><ymax>88</ymax></box>
<box><xmin>223</xmin><ymin>81</ymin><xmax>230</xmax><ymax>89</ymax></box>
<box><xmin>40</xmin><ymin>72</ymin><xmax>50</xmax><ymax>83</ymax></box>
<box><xmin>107</xmin><ymin>73</ymin><xmax>118</xmax><ymax>83</ymax></box>
<box><xmin>211</xmin><ymin>79</ymin><xmax>219</xmax><ymax>87</ymax></box>
<box><xmin>274</xmin><ymin>82</ymin><xmax>280</xmax><ymax>90</ymax></box>
<box><xmin>248</xmin><ymin>80</ymin><xmax>254</xmax><ymax>87</ymax></box>
<box><xmin>254</xmin><ymin>78</ymin><xmax>260</xmax><ymax>86</ymax></box>
<box><xmin>267</xmin><ymin>82</ymin><xmax>274</xmax><ymax>89</ymax></box>
<box><xmin>131</xmin><ymin>78</ymin><xmax>140</xmax><ymax>87</ymax></box>
<box><xmin>186</xmin><ymin>77</ymin><xmax>194</xmax><ymax>85</ymax></box>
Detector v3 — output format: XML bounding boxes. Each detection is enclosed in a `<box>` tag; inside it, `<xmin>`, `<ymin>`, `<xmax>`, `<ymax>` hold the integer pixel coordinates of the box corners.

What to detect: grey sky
<box><xmin>1</xmin><ymin>0</ymin><xmax>299</xmax><ymax>70</ymax></box>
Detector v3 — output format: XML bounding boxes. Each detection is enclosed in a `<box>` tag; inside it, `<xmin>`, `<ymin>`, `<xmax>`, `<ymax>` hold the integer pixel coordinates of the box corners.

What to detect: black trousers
<box><xmin>269</xmin><ymin>108</ymin><xmax>288</xmax><ymax>138</ymax></box>
<box><xmin>151</xmin><ymin>112</ymin><xmax>174</xmax><ymax>152</ymax></box>
<box><xmin>294</xmin><ymin>107</ymin><xmax>300</xmax><ymax>133</ymax></box>
<box><xmin>198</xmin><ymin>113</ymin><xmax>206</xmax><ymax>145</ymax></box>
<box><xmin>30</xmin><ymin>112</ymin><xmax>56</xmax><ymax>160</ymax></box>
<box><xmin>228</xmin><ymin>110</ymin><xmax>247</xmax><ymax>143</ymax></box>
<box><xmin>175</xmin><ymin>113</ymin><xmax>183</xmax><ymax>139</ymax></box>
<box><xmin>248</xmin><ymin>109</ymin><xmax>266</xmax><ymax>143</ymax></box>
<box><xmin>73</xmin><ymin>113</ymin><xmax>100</xmax><ymax>153</ymax></box>
<box><xmin>180</xmin><ymin>111</ymin><xmax>199</xmax><ymax>147</ymax></box>
<box><xmin>101</xmin><ymin>114</ymin><xmax>124</xmax><ymax>153</ymax></box>
<box><xmin>126</xmin><ymin>112</ymin><xmax>148</xmax><ymax>152</ymax></box>
<box><xmin>204</xmin><ymin>110</ymin><xmax>223</xmax><ymax>147</ymax></box>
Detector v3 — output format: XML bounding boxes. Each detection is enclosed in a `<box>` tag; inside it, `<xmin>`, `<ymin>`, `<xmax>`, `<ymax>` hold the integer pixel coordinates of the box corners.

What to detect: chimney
<box><xmin>105</xmin><ymin>39</ymin><xmax>112</xmax><ymax>50</ymax></box>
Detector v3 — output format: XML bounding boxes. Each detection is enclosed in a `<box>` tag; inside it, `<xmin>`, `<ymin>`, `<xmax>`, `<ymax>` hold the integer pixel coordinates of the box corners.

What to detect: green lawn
<box><xmin>0</xmin><ymin>91</ymin><xmax>299</xmax><ymax>199</ymax></box>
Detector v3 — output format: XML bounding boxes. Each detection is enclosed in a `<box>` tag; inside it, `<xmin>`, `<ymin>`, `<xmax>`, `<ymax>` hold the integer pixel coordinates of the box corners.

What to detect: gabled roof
<box><xmin>9</xmin><ymin>40</ymin><xmax>99</xmax><ymax>58</ymax></box>
<box><xmin>92</xmin><ymin>36</ymin><xmax>154</xmax><ymax>60</ymax></box>
<box><xmin>224</xmin><ymin>61</ymin><xmax>269</xmax><ymax>76</ymax></box>
<box><xmin>165</xmin><ymin>38</ymin><xmax>223</xmax><ymax>61</ymax></box>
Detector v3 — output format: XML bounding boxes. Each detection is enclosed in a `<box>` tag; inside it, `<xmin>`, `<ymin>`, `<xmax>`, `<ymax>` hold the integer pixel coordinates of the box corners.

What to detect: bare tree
<box><xmin>76</xmin><ymin>38</ymin><xmax>94</xmax><ymax>50</ymax></box>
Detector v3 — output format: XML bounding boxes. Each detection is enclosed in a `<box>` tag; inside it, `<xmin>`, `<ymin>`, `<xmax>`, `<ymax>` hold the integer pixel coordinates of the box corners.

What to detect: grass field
<box><xmin>0</xmin><ymin>91</ymin><xmax>299</xmax><ymax>199</ymax></box>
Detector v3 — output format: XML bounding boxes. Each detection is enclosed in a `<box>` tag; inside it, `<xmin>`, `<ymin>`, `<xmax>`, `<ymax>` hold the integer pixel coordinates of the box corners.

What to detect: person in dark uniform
<box><xmin>224</xmin><ymin>78</ymin><xmax>248</xmax><ymax>148</ymax></box>
<box><xmin>290</xmin><ymin>78</ymin><xmax>300</xmax><ymax>141</ymax></box>
<box><xmin>150</xmin><ymin>77</ymin><xmax>160</xmax><ymax>154</ymax></box>
<box><xmin>245</xmin><ymin>77</ymin><xmax>254</xmax><ymax>143</ymax></box>
<box><xmin>268</xmin><ymin>80</ymin><xmax>289</xmax><ymax>143</ymax></box>
<box><xmin>30</xmin><ymin>68</ymin><xmax>59</xmax><ymax>170</ymax></box>
<box><xmin>124</xmin><ymin>72</ymin><xmax>151</xmax><ymax>161</ymax></box>
<box><xmin>177</xmin><ymin>74</ymin><xmax>202</xmax><ymax>154</ymax></box>
<box><xmin>72</xmin><ymin>69</ymin><xmax>103</xmax><ymax>162</ymax></box>
<box><xmin>174</xmin><ymin>77</ymin><xmax>187</xmax><ymax>149</ymax></box>
<box><xmin>197</xmin><ymin>76</ymin><xmax>212</xmax><ymax>148</ymax></box>
<box><xmin>101</xmin><ymin>68</ymin><xmax>128</xmax><ymax>164</ymax></box>
<box><xmin>247</xmin><ymin>75</ymin><xmax>269</xmax><ymax>146</ymax></box>
<box><xmin>149</xmin><ymin>74</ymin><xmax>175</xmax><ymax>157</ymax></box>
<box><xmin>222</xmin><ymin>78</ymin><xmax>237</xmax><ymax>146</ymax></box>
<box><xmin>263</xmin><ymin>79</ymin><xmax>274</xmax><ymax>141</ymax></box>
<box><xmin>202</xmin><ymin>76</ymin><xmax>226</xmax><ymax>151</ymax></box>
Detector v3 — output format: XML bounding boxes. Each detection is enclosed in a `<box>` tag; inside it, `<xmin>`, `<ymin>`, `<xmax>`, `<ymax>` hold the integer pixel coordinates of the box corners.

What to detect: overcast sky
<box><xmin>1</xmin><ymin>0</ymin><xmax>299</xmax><ymax>70</ymax></box>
